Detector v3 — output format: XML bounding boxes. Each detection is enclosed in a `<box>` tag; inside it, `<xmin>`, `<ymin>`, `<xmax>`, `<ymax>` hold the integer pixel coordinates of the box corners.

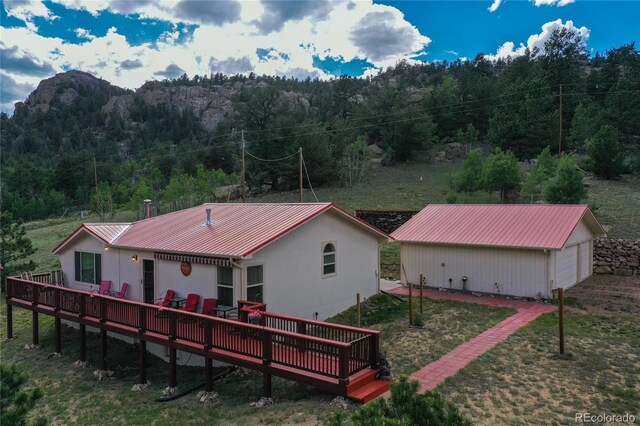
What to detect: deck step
<box><xmin>347</xmin><ymin>379</ymin><xmax>391</xmax><ymax>403</ymax></box>
<box><xmin>347</xmin><ymin>368</ymin><xmax>378</xmax><ymax>393</ymax></box>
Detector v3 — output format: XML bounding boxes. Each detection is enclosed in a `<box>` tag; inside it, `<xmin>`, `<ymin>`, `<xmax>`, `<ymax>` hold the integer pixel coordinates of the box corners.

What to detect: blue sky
<box><xmin>1</xmin><ymin>0</ymin><xmax>638</xmax><ymax>112</ymax></box>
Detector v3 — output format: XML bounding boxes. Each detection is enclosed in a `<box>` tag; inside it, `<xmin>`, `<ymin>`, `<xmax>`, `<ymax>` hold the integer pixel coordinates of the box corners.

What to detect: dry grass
<box><xmin>437</xmin><ymin>275</ymin><xmax>640</xmax><ymax>425</ymax></box>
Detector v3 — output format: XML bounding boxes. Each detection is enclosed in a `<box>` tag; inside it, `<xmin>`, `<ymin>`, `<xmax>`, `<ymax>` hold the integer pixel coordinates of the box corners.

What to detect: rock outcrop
<box><xmin>355</xmin><ymin>209</ymin><xmax>419</xmax><ymax>234</ymax></box>
<box><xmin>594</xmin><ymin>238</ymin><xmax>640</xmax><ymax>275</ymax></box>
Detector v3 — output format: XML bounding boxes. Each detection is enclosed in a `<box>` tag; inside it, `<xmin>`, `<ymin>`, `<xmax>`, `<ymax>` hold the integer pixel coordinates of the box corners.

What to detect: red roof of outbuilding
<box><xmin>54</xmin><ymin>203</ymin><xmax>389</xmax><ymax>257</ymax></box>
<box><xmin>391</xmin><ymin>204</ymin><xmax>605</xmax><ymax>250</ymax></box>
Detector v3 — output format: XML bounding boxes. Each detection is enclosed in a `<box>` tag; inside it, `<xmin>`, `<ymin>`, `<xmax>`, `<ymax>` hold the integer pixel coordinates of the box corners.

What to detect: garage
<box><xmin>392</xmin><ymin>204</ymin><xmax>605</xmax><ymax>299</ymax></box>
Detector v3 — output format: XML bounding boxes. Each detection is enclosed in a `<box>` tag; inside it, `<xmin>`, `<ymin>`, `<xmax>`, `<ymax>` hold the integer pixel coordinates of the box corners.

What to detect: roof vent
<box><xmin>205</xmin><ymin>208</ymin><xmax>212</xmax><ymax>226</ymax></box>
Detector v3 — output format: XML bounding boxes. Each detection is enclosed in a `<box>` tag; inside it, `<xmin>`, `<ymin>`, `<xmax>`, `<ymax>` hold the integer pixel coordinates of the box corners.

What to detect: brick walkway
<box><xmin>386</xmin><ymin>287</ymin><xmax>557</xmax><ymax>393</ymax></box>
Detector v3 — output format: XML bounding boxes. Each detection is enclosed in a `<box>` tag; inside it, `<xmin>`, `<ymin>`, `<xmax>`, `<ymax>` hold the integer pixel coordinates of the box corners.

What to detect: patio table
<box><xmin>213</xmin><ymin>306</ymin><xmax>238</xmax><ymax>319</ymax></box>
<box><xmin>169</xmin><ymin>297</ymin><xmax>187</xmax><ymax>308</ymax></box>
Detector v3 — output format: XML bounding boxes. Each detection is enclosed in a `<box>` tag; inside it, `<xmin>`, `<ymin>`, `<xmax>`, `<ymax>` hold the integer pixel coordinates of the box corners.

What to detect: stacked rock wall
<box><xmin>354</xmin><ymin>210</ymin><xmax>419</xmax><ymax>234</ymax></box>
<box><xmin>593</xmin><ymin>238</ymin><xmax>640</xmax><ymax>276</ymax></box>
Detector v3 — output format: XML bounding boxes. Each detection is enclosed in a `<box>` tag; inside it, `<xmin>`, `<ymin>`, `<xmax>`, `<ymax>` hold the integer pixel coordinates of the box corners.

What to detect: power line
<box><xmin>243</xmin><ymin>149</ymin><xmax>299</xmax><ymax>162</ymax></box>
<box><xmin>301</xmin><ymin>154</ymin><xmax>319</xmax><ymax>203</ymax></box>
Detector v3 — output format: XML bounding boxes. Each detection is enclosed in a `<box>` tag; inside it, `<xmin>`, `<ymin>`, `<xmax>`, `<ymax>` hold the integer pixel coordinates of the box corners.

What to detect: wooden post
<box><xmin>419</xmin><ymin>274</ymin><xmax>424</xmax><ymax>314</ymax></box>
<box><xmin>296</xmin><ymin>321</ymin><xmax>307</xmax><ymax>353</ymax></box>
<box><xmin>558</xmin><ymin>287</ymin><xmax>565</xmax><ymax>355</ymax></box>
<box><xmin>6</xmin><ymin>303</ymin><xmax>12</xmax><ymax>339</ymax></box>
<box><xmin>408</xmin><ymin>281</ymin><xmax>413</xmax><ymax>326</ymax></box>
<box><xmin>79</xmin><ymin>324</ymin><xmax>87</xmax><ymax>362</ymax></box>
<box><xmin>54</xmin><ymin>317</ymin><xmax>62</xmax><ymax>353</ymax></box>
<box><xmin>338</xmin><ymin>345</ymin><xmax>350</xmax><ymax>388</ymax></box>
<box><xmin>100</xmin><ymin>329</ymin><xmax>108</xmax><ymax>370</ymax></box>
<box><xmin>299</xmin><ymin>147</ymin><xmax>303</xmax><ymax>203</ymax></box>
<box><xmin>139</xmin><ymin>340</ymin><xmax>147</xmax><ymax>384</ymax></box>
<box><xmin>169</xmin><ymin>348</ymin><xmax>177</xmax><ymax>388</ymax></box>
<box><xmin>138</xmin><ymin>305</ymin><xmax>146</xmax><ymax>333</ymax></box>
<box><xmin>262</xmin><ymin>330</ymin><xmax>272</xmax><ymax>397</ymax></box>
<box><xmin>32</xmin><ymin>311</ymin><xmax>39</xmax><ymax>346</ymax></box>
<box><xmin>369</xmin><ymin>333</ymin><xmax>380</xmax><ymax>368</ymax></box>
<box><xmin>263</xmin><ymin>373</ymin><xmax>272</xmax><ymax>398</ymax></box>
<box><xmin>356</xmin><ymin>293</ymin><xmax>361</xmax><ymax>328</ymax></box>
<box><xmin>205</xmin><ymin>358</ymin><xmax>213</xmax><ymax>392</ymax></box>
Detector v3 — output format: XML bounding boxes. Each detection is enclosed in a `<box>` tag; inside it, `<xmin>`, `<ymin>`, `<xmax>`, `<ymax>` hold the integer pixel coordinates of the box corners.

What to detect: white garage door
<box><xmin>556</xmin><ymin>245</ymin><xmax>578</xmax><ymax>288</ymax></box>
<box><xmin>579</xmin><ymin>241</ymin><xmax>590</xmax><ymax>280</ymax></box>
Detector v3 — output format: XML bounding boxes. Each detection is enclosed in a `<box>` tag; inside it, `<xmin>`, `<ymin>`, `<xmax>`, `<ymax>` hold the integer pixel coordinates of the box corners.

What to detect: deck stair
<box><xmin>347</xmin><ymin>368</ymin><xmax>392</xmax><ymax>403</ymax></box>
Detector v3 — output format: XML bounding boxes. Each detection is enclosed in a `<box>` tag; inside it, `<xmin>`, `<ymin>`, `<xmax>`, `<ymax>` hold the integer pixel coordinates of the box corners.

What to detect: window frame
<box><xmin>216</xmin><ymin>266</ymin><xmax>234</xmax><ymax>307</ymax></box>
<box><xmin>322</xmin><ymin>241</ymin><xmax>337</xmax><ymax>278</ymax></box>
<box><xmin>74</xmin><ymin>251</ymin><xmax>102</xmax><ymax>284</ymax></box>
<box><xmin>246</xmin><ymin>263</ymin><xmax>264</xmax><ymax>303</ymax></box>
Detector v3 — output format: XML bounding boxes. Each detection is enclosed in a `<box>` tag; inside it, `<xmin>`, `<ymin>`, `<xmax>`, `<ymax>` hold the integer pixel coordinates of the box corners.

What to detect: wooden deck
<box><xmin>5</xmin><ymin>276</ymin><xmax>390</xmax><ymax>402</ymax></box>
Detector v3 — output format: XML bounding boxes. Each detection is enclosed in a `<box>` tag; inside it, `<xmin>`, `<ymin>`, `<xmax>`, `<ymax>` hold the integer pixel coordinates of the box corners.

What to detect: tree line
<box><xmin>1</xmin><ymin>28</ymin><xmax>638</xmax><ymax>222</ymax></box>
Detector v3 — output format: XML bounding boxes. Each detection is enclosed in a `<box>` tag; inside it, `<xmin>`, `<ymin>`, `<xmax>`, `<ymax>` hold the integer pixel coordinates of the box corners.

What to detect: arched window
<box><xmin>322</xmin><ymin>242</ymin><xmax>336</xmax><ymax>276</ymax></box>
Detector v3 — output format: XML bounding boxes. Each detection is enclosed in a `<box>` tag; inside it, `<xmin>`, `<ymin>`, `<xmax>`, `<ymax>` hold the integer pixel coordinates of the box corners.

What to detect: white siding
<box><xmin>248</xmin><ymin>211</ymin><xmax>380</xmax><ymax>320</ymax></box>
<box><xmin>556</xmin><ymin>245</ymin><xmax>578</xmax><ymax>289</ymax></box>
<box><xmin>579</xmin><ymin>241</ymin><xmax>590</xmax><ymax>280</ymax></box>
<box><xmin>401</xmin><ymin>243</ymin><xmax>549</xmax><ymax>298</ymax></box>
<box><xmin>565</xmin><ymin>221</ymin><xmax>592</xmax><ymax>246</ymax></box>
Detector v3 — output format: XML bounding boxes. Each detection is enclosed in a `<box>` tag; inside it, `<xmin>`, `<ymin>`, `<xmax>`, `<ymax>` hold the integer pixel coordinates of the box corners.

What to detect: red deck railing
<box><xmin>6</xmin><ymin>277</ymin><xmax>380</xmax><ymax>380</ymax></box>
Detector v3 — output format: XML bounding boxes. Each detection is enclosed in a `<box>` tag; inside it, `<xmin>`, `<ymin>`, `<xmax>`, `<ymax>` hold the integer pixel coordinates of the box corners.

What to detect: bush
<box><xmin>0</xmin><ymin>364</ymin><xmax>46</xmax><ymax>426</ymax></box>
<box><xmin>328</xmin><ymin>376</ymin><xmax>471</xmax><ymax>426</ymax></box>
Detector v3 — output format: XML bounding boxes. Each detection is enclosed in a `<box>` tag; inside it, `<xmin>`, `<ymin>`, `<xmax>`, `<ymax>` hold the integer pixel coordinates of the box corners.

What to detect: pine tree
<box><xmin>0</xmin><ymin>364</ymin><xmax>45</xmax><ymax>426</ymax></box>
<box><xmin>454</xmin><ymin>149</ymin><xmax>484</xmax><ymax>193</ymax></box>
<box><xmin>545</xmin><ymin>155</ymin><xmax>587</xmax><ymax>203</ymax></box>
<box><xmin>0</xmin><ymin>212</ymin><xmax>36</xmax><ymax>293</ymax></box>
<box><xmin>586</xmin><ymin>124</ymin><xmax>626</xmax><ymax>179</ymax></box>
<box><xmin>483</xmin><ymin>148</ymin><xmax>522</xmax><ymax>202</ymax></box>
<box><xmin>522</xmin><ymin>147</ymin><xmax>557</xmax><ymax>202</ymax></box>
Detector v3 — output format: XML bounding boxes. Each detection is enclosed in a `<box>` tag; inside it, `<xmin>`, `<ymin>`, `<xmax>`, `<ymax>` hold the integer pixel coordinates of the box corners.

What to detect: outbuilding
<box><xmin>391</xmin><ymin>204</ymin><xmax>606</xmax><ymax>299</ymax></box>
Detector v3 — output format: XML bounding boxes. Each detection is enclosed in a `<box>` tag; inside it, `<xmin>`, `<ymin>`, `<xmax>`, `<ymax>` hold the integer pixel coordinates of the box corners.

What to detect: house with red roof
<box><xmin>53</xmin><ymin>203</ymin><xmax>389</xmax><ymax>320</ymax></box>
<box><xmin>391</xmin><ymin>204</ymin><xmax>606</xmax><ymax>299</ymax></box>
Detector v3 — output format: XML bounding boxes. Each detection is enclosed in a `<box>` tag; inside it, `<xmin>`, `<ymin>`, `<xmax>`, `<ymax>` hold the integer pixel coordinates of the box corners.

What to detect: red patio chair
<box><xmin>98</xmin><ymin>280</ymin><xmax>112</xmax><ymax>295</ymax></box>
<box><xmin>179</xmin><ymin>293</ymin><xmax>200</xmax><ymax>312</ymax></box>
<box><xmin>113</xmin><ymin>282</ymin><xmax>128</xmax><ymax>299</ymax></box>
<box><xmin>156</xmin><ymin>289</ymin><xmax>176</xmax><ymax>307</ymax></box>
<box><xmin>201</xmin><ymin>298</ymin><xmax>218</xmax><ymax>316</ymax></box>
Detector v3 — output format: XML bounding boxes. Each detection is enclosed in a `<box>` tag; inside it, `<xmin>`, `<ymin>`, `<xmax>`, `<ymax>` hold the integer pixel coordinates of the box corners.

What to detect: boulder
<box><xmin>594</xmin><ymin>266</ymin><xmax>613</xmax><ymax>274</ymax></box>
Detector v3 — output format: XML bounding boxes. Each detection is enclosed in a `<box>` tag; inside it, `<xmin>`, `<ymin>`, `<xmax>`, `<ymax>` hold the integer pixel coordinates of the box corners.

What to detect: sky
<box><xmin>1</xmin><ymin>0</ymin><xmax>638</xmax><ymax>113</ymax></box>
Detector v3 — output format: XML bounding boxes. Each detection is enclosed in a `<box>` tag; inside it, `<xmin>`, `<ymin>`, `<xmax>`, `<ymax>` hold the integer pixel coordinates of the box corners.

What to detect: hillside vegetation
<box><xmin>2</xmin><ymin>30</ymin><xmax>639</xmax><ymax>224</ymax></box>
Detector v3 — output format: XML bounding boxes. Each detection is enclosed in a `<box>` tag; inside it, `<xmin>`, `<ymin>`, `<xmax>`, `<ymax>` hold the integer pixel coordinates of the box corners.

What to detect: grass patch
<box><xmin>436</xmin><ymin>276</ymin><xmax>640</xmax><ymax>425</ymax></box>
<box><xmin>329</xmin><ymin>293</ymin><xmax>515</xmax><ymax>376</ymax></box>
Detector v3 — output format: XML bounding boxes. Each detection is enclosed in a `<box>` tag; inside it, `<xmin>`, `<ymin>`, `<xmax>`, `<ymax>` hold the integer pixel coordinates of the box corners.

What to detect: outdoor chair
<box><xmin>112</xmin><ymin>282</ymin><xmax>129</xmax><ymax>299</ymax></box>
<box><xmin>201</xmin><ymin>298</ymin><xmax>219</xmax><ymax>316</ymax></box>
<box><xmin>179</xmin><ymin>293</ymin><xmax>200</xmax><ymax>313</ymax></box>
<box><xmin>98</xmin><ymin>280</ymin><xmax>112</xmax><ymax>295</ymax></box>
<box><xmin>156</xmin><ymin>289</ymin><xmax>176</xmax><ymax>307</ymax></box>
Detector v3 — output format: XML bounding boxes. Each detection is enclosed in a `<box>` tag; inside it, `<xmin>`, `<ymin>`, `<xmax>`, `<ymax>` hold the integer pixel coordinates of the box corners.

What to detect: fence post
<box><xmin>79</xmin><ymin>293</ymin><xmax>86</xmax><ymax>317</ymax></box>
<box><xmin>6</xmin><ymin>303</ymin><xmax>13</xmax><ymax>339</ymax></box>
<box><xmin>32</xmin><ymin>284</ymin><xmax>40</xmax><ymax>306</ymax></box>
<box><xmin>356</xmin><ymin>293</ymin><xmax>361</xmax><ymax>328</ymax></box>
<box><xmin>169</xmin><ymin>311</ymin><xmax>177</xmax><ymax>340</ymax></box>
<box><xmin>297</xmin><ymin>321</ymin><xmax>307</xmax><ymax>353</ymax></box>
<box><xmin>262</xmin><ymin>330</ymin><xmax>273</xmax><ymax>398</ymax></box>
<box><xmin>339</xmin><ymin>345</ymin><xmax>350</xmax><ymax>388</ymax></box>
<box><xmin>408</xmin><ymin>281</ymin><xmax>413</xmax><ymax>326</ymax></box>
<box><xmin>100</xmin><ymin>297</ymin><xmax>107</xmax><ymax>322</ymax></box>
<box><xmin>419</xmin><ymin>273</ymin><xmax>424</xmax><ymax>314</ymax></box>
<box><xmin>369</xmin><ymin>332</ymin><xmax>380</xmax><ymax>369</ymax></box>
<box><xmin>138</xmin><ymin>305</ymin><xmax>146</xmax><ymax>333</ymax></box>
<box><xmin>558</xmin><ymin>287</ymin><xmax>564</xmax><ymax>355</ymax></box>
<box><xmin>54</xmin><ymin>288</ymin><xmax>61</xmax><ymax>312</ymax></box>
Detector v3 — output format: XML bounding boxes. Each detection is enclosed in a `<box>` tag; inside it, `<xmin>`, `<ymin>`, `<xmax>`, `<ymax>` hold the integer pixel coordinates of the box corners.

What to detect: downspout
<box><xmin>377</xmin><ymin>241</ymin><xmax>382</xmax><ymax>293</ymax></box>
<box><xmin>230</xmin><ymin>258</ymin><xmax>243</xmax><ymax>301</ymax></box>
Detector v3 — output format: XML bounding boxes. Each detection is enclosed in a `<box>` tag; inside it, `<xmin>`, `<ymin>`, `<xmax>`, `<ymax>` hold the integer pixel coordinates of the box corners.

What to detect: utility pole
<box><xmin>558</xmin><ymin>84</ymin><xmax>563</xmax><ymax>155</ymax></box>
<box><xmin>299</xmin><ymin>147</ymin><xmax>303</xmax><ymax>203</ymax></box>
<box><xmin>93</xmin><ymin>157</ymin><xmax>100</xmax><ymax>216</ymax></box>
<box><xmin>241</xmin><ymin>130</ymin><xmax>246</xmax><ymax>203</ymax></box>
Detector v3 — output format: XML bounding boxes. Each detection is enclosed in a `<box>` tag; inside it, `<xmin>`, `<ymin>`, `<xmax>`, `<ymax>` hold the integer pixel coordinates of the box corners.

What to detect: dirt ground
<box><xmin>564</xmin><ymin>274</ymin><xmax>640</xmax><ymax>319</ymax></box>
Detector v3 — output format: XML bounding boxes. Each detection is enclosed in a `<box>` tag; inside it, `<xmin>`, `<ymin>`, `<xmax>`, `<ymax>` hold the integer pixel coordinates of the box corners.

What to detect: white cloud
<box><xmin>445</xmin><ymin>49</ymin><xmax>459</xmax><ymax>56</ymax></box>
<box><xmin>3</xmin><ymin>0</ymin><xmax>55</xmax><ymax>30</ymax></box>
<box><xmin>74</xmin><ymin>28</ymin><xmax>95</xmax><ymax>40</ymax></box>
<box><xmin>1</xmin><ymin>0</ymin><xmax>432</xmax><ymax>113</ymax></box>
<box><xmin>484</xmin><ymin>19</ymin><xmax>589</xmax><ymax>60</ymax></box>
<box><xmin>488</xmin><ymin>0</ymin><xmax>503</xmax><ymax>13</ymax></box>
<box><xmin>531</xmin><ymin>0</ymin><xmax>576</xmax><ymax>6</ymax></box>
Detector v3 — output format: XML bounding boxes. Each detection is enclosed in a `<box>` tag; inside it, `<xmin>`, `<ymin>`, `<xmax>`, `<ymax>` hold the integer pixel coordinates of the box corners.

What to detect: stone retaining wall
<box><xmin>354</xmin><ymin>209</ymin><xmax>419</xmax><ymax>234</ymax></box>
<box><xmin>593</xmin><ymin>237</ymin><xmax>640</xmax><ymax>276</ymax></box>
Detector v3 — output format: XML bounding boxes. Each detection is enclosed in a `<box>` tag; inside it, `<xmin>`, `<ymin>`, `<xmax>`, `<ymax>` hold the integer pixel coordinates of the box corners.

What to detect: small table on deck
<box><xmin>213</xmin><ymin>306</ymin><xmax>238</xmax><ymax>319</ymax></box>
<box><xmin>169</xmin><ymin>297</ymin><xmax>187</xmax><ymax>309</ymax></box>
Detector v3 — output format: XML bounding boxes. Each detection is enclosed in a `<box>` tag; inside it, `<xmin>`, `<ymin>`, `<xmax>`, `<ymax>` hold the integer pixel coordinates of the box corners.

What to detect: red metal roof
<box><xmin>77</xmin><ymin>203</ymin><xmax>389</xmax><ymax>258</ymax></box>
<box><xmin>391</xmin><ymin>204</ymin><xmax>605</xmax><ymax>250</ymax></box>
<box><xmin>52</xmin><ymin>223</ymin><xmax>130</xmax><ymax>253</ymax></box>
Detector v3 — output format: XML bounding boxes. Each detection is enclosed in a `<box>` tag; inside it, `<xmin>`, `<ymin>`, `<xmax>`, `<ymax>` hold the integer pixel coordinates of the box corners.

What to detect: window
<box><xmin>74</xmin><ymin>251</ymin><xmax>102</xmax><ymax>284</ymax></box>
<box><xmin>217</xmin><ymin>266</ymin><xmax>233</xmax><ymax>307</ymax></box>
<box><xmin>322</xmin><ymin>242</ymin><xmax>336</xmax><ymax>277</ymax></box>
<box><xmin>247</xmin><ymin>265</ymin><xmax>263</xmax><ymax>303</ymax></box>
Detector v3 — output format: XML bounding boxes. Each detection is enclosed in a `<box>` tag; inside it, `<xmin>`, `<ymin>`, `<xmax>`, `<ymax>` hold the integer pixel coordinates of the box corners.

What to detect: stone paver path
<box><xmin>386</xmin><ymin>287</ymin><xmax>557</xmax><ymax>393</ymax></box>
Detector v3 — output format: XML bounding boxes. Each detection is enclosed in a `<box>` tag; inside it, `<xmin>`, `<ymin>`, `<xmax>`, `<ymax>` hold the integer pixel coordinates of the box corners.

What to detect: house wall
<box><xmin>400</xmin><ymin>243</ymin><xmax>549</xmax><ymax>298</ymax></box>
<box><xmin>553</xmin><ymin>220</ymin><xmax>594</xmax><ymax>290</ymax></box>
<box><xmin>248</xmin><ymin>211</ymin><xmax>381</xmax><ymax>320</ymax></box>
